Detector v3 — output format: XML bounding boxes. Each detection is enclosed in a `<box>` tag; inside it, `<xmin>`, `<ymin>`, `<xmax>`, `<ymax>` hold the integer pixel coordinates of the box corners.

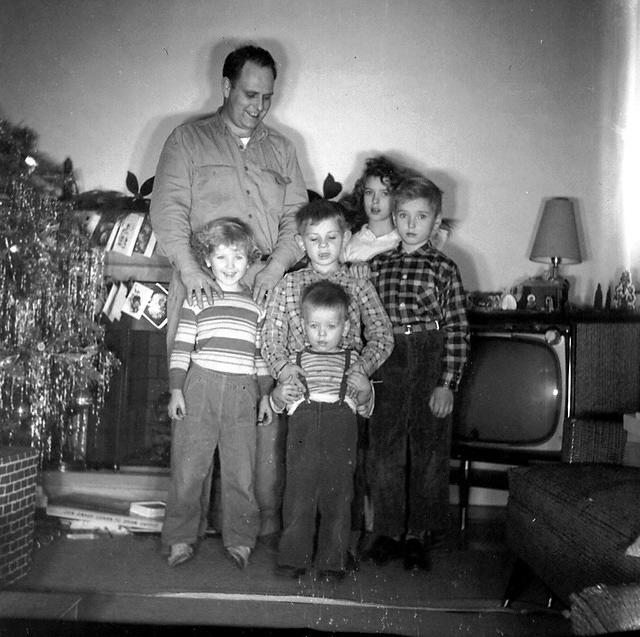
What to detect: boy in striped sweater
<box><xmin>162</xmin><ymin>217</ymin><xmax>273</xmax><ymax>569</ymax></box>
<box><xmin>270</xmin><ymin>280</ymin><xmax>374</xmax><ymax>582</ymax></box>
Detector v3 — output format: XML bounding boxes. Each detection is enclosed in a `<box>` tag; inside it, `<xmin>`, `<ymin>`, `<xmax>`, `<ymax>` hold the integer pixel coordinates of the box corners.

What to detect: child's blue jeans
<box><xmin>278</xmin><ymin>400</ymin><xmax>358</xmax><ymax>571</ymax></box>
<box><xmin>161</xmin><ymin>364</ymin><xmax>261</xmax><ymax>550</ymax></box>
<box><xmin>367</xmin><ymin>330</ymin><xmax>451</xmax><ymax>539</ymax></box>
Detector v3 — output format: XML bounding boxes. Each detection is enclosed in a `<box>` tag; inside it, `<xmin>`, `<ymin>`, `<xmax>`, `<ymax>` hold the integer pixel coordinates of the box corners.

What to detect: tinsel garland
<box><xmin>0</xmin><ymin>175</ymin><xmax>119</xmax><ymax>468</ymax></box>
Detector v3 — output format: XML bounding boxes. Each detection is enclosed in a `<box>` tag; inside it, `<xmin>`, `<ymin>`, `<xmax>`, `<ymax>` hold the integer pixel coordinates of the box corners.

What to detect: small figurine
<box><xmin>613</xmin><ymin>270</ymin><xmax>636</xmax><ymax>310</ymax></box>
<box><xmin>60</xmin><ymin>157</ymin><xmax>79</xmax><ymax>201</ymax></box>
<box><xmin>594</xmin><ymin>283</ymin><xmax>603</xmax><ymax>310</ymax></box>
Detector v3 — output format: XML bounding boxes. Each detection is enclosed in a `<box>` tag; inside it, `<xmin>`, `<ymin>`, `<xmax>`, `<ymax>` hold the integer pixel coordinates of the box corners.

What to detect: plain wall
<box><xmin>0</xmin><ymin>0</ymin><xmax>635</xmax><ymax>304</ymax></box>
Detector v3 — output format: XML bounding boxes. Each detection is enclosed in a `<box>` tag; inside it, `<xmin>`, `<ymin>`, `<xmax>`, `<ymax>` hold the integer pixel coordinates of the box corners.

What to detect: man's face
<box><xmin>393</xmin><ymin>197</ymin><xmax>441</xmax><ymax>252</ymax></box>
<box><xmin>222</xmin><ymin>61</ymin><xmax>275</xmax><ymax>137</ymax></box>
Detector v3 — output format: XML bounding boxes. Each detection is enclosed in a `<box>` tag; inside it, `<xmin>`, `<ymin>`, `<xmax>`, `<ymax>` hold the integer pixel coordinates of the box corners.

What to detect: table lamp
<box><xmin>530</xmin><ymin>196</ymin><xmax>582</xmax><ymax>280</ymax></box>
<box><xmin>522</xmin><ymin>197</ymin><xmax>582</xmax><ymax>311</ymax></box>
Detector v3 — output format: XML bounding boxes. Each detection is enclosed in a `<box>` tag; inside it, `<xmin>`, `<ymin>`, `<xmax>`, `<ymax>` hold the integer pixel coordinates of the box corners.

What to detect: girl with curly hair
<box><xmin>341</xmin><ymin>155</ymin><xmax>405</xmax><ymax>262</ymax></box>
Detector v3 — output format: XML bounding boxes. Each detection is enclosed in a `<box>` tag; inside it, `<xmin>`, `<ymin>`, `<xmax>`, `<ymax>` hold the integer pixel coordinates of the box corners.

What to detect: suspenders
<box><xmin>296</xmin><ymin>349</ymin><xmax>352</xmax><ymax>405</ymax></box>
<box><xmin>337</xmin><ymin>350</ymin><xmax>351</xmax><ymax>404</ymax></box>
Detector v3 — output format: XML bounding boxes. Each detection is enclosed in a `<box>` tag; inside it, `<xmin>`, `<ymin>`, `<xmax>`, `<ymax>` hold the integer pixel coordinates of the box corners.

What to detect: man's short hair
<box><xmin>192</xmin><ymin>216</ymin><xmax>261</xmax><ymax>265</ymax></box>
<box><xmin>393</xmin><ymin>175</ymin><xmax>443</xmax><ymax>216</ymax></box>
<box><xmin>295</xmin><ymin>199</ymin><xmax>349</xmax><ymax>233</ymax></box>
<box><xmin>301</xmin><ymin>280</ymin><xmax>350</xmax><ymax>319</ymax></box>
<box><xmin>223</xmin><ymin>45</ymin><xmax>277</xmax><ymax>85</ymax></box>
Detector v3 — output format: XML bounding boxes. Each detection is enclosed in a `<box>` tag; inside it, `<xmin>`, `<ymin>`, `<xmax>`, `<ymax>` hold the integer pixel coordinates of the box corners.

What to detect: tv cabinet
<box><xmin>451</xmin><ymin>309</ymin><xmax>640</xmax><ymax>538</ymax></box>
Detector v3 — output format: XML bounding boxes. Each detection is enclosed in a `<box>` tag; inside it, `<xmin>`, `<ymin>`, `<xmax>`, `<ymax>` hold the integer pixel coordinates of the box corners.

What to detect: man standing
<box><xmin>151</xmin><ymin>44</ymin><xmax>308</xmax><ymax>538</ymax></box>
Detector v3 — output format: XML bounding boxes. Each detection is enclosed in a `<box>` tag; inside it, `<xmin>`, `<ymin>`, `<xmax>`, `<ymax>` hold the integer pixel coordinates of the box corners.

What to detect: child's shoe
<box><xmin>403</xmin><ymin>538</ymin><xmax>431</xmax><ymax>572</ymax></box>
<box><xmin>317</xmin><ymin>569</ymin><xmax>346</xmax><ymax>583</ymax></box>
<box><xmin>167</xmin><ymin>542</ymin><xmax>193</xmax><ymax>567</ymax></box>
<box><xmin>275</xmin><ymin>564</ymin><xmax>306</xmax><ymax>579</ymax></box>
<box><xmin>226</xmin><ymin>545</ymin><xmax>251</xmax><ymax>570</ymax></box>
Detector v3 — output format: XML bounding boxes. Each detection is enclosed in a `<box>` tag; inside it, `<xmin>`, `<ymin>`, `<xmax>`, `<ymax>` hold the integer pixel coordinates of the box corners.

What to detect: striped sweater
<box><xmin>169</xmin><ymin>291</ymin><xmax>271</xmax><ymax>393</ymax></box>
<box><xmin>272</xmin><ymin>349</ymin><xmax>375</xmax><ymax>418</ymax></box>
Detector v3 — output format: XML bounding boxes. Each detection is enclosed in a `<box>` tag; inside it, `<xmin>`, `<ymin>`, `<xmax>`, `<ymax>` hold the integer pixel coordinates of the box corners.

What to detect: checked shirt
<box><xmin>369</xmin><ymin>243</ymin><xmax>469</xmax><ymax>390</ymax></box>
<box><xmin>261</xmin><ymin>265</ymin><xmax>394</xmax><ymax>379</ymax></box>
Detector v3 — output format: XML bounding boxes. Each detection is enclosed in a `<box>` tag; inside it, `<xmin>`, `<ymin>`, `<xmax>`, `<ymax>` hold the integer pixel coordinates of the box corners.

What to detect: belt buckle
<box><xmin>404</xmin><ymin>324</ymin><xmax>413</xmax><ymax>335</ymax></box>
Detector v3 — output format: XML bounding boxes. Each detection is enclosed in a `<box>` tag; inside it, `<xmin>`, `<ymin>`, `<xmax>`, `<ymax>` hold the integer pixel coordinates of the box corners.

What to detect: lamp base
<box><xmin>519</xmin><ymin>276</ymin><xmax>569</xmax><ymax>312</ymax></box>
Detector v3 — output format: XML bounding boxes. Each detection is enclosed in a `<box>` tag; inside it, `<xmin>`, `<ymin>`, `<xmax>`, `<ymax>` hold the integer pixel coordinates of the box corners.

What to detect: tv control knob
<box><xmin>544</xmin><ymin>329</ymin><xmax>560</xmax><ymax>345</ymax></box>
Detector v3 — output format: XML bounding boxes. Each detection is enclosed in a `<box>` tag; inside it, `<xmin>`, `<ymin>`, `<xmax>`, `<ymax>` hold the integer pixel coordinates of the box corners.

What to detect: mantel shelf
<box><xmin>104</xmin><ymin>251</ymin><xmax>172</xmax><ymax>283</ymax></box>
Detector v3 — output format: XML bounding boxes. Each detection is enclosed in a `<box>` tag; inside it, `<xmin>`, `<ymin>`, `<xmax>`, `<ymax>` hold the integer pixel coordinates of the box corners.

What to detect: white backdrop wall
<box><xmin>0</xmin><ymin>0</ymin><xmax>634</xmax><ymax>304</ymax></box>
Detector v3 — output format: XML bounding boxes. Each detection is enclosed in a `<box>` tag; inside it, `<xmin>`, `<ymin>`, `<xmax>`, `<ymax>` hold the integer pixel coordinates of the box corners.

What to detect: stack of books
<box><xmin>46</xmin><ymin>493</ymin><xmax>165</xmax><ymax>534</ymax></box>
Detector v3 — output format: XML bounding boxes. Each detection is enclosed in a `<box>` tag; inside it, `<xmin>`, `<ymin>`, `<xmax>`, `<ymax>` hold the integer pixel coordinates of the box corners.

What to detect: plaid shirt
<box><xmin>369</xmin><ymin>244</ymin><xmax>469</xmax><ymax>390</ymax></box>
<box><xmin>261</xmin><ymin>266</ymin><xmax>394</xmax><ymax>379</ymax></box>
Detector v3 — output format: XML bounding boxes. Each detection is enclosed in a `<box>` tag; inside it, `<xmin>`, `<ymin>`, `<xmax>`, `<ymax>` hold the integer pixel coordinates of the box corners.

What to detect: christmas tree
<box><xmin>0</xmin><ymin>119</ymin><xmax>119</xmax><ymax>468</ymax></box>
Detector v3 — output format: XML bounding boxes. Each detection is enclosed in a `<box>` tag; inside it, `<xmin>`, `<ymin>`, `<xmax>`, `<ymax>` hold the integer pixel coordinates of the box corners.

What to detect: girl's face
<box><xmin>363</xmin><ymin>176</ymin><xmax>392</xmax><ymax>223</ymax></box>
<box><xmin>208</xmin><ymin>243</ymin><xmax>249</xmax><ymax>291</ymax></box>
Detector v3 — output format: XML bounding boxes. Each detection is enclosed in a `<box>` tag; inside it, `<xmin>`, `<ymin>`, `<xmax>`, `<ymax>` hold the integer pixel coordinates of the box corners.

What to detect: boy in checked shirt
<box><xmin>364</xmin><ymin>175</ymin><xmax>469</xmax><ymax>572</ymax></box>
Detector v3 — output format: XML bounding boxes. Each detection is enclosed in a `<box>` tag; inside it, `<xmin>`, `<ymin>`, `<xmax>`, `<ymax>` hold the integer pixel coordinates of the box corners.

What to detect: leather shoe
<box><xmin>403</xmin><ymin>538</ymin><xmax>431</xmax><ymax>571</ymax></box>
<box><xmin>345</xmin><ymin>550</ymin><xmax>359</xmax><ymax>573</ymax></box>
<box><xmin>275</xmin><ymin>564</ymin><xmax>306</xmax><ymax>579</ymax></box>
<box><xmin>364</xmin><ymin>535</ymin><xmax>403</xmax><ymax>565</ymax></box>
<box><xmin>317</xmin><ymin>569</ymin><xmax>346</xmax><ymax>583</ymax></box>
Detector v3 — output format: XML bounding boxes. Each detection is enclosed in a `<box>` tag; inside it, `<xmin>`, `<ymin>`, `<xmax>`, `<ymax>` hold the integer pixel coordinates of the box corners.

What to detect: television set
<box><xmin>452</xmin><ymin>324</ymin><xmax>570</xmax><ymax>457</ymax></box>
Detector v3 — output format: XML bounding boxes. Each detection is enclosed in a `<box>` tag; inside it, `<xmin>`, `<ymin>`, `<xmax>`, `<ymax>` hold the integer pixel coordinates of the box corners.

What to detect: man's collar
<box><xmin>214</xmin><ymin>107</ymin><xmax>268</xmax><ymax>143</ymax></box>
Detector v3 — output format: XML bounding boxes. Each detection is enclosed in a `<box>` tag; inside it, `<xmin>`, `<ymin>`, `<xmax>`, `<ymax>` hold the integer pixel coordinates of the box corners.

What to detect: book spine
<box><xmin>46</xmin><ymin>505</ymin><xmax>163</xmax><ymax>531</ymax></box>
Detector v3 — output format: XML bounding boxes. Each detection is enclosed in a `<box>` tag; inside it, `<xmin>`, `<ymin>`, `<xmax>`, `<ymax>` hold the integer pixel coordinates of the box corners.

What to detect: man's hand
<box><xmin>429</xmin><ymin>386</ymin><xmax>454</xmax><ymax>419</ymax></box>
<box><xmin>252</xmin><ymin>261</ymin><xmax>285</xmax><ymax>303</ymax></box>
<box><xmin>182</xmin><ymin>268</ymin><xmax>222</xmax><ymax>309</ymax></box>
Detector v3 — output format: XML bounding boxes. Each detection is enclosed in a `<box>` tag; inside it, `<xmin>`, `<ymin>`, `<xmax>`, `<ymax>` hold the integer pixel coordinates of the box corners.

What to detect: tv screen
<box><xmin>453</xmin><ymin>331</ymin><xmax>567</xmax><ymax>449</ymax></box>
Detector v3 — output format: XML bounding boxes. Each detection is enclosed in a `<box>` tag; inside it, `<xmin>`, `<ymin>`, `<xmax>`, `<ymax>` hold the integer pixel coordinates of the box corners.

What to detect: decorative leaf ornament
<box><xmin>307</xmin><ymin>172</ymin><xmax>343</xmax><ymax>201</ymax></box>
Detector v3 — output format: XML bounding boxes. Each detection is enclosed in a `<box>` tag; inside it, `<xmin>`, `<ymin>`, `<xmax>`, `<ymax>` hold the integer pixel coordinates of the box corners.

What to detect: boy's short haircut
<box><xmin>393</xmin><ymin>175</ymin><xmax>443</xmax><ymax>216</ymax></box>
<box><xmin>192</xmin><ymin>216</ymin><xmax>261</xmax><ymax>266</ymax></box>
<box><xmin>301</xmin><ymin>280</ymin><xmax>350</xmax><ymax>320</ymax></box>
<box><xmin>295</xmin><ymin>199</ymin><xmax>349</xmax><ymax>234</ymax></box>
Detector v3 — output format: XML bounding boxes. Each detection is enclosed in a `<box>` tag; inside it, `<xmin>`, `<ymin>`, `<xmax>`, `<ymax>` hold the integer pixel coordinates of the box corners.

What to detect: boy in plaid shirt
<box><xmin>261</xmin><ymin>199</ymin><xmax>394</xmax><ymax>553</ymax></box>
<box><xmin>261</xmin><ymin>199</ymin><xmax>393</xmax><ymax>393</ymax></box>
<box><xmin>365</xmin><ymin>175</ymin><xmax>469</xmax><ymax>572</ymax></box>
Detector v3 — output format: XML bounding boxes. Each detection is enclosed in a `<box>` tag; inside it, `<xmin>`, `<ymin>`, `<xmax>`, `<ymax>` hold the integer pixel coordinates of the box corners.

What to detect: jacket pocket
<box><xmin>193</xmin><ymin>164</ymin><xmax>237</xmax><ymax>207</ymax></box>
<box><xmin>259</xmin><ymin>168</ymin><xmax>287</xmax><ymax>212</ymax></box>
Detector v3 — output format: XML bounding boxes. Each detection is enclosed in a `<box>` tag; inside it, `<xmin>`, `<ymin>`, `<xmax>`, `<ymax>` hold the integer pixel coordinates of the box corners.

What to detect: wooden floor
<box><xmin>0</xmin><ymin>507</ymin><xmax>573</xmax><ymax>636</ymax></box>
